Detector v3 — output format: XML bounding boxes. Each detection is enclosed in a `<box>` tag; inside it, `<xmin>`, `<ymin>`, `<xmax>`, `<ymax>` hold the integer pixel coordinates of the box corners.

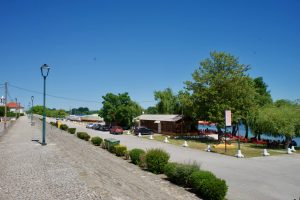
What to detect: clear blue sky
<box><xmin>0</xmin><ymin>0</ymin><xmax>299</xmax><ymax>111</ymax></box>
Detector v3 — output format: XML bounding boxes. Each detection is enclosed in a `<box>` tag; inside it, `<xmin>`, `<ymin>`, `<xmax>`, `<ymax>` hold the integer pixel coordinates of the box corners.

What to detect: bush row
<box><xmin>164</xmin><ymin>162</ymin><xmax>227</xmax><ymax>200</ymax></box>
<box><xmin>125</xmin><ymin>148</ymin><xmax>227</xmax><ymax>200</ymax></box>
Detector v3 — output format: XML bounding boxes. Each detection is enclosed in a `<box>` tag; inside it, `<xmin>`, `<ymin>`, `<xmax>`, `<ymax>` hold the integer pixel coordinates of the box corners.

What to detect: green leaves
<box><xmin>99</xmin><ymin>92</ymin><xmax>142</xmax><ymax>127</ymax></box>
<box><xmin>186</xmin><ymin>51</ymin><xmax>256</xmax><ymax>127</ymax></box>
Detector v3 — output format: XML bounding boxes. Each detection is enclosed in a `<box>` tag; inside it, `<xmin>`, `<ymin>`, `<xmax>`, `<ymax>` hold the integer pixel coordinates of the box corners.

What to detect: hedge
<box><xmin>189</xmin><ymin>171</ymin><xmax>227</xmax><ymax>200</ymax></box>
<box><xmin>129</xmin><ymin>149</ymin><xmax>145</xmax><ymax>165</ymax></box>
<box><xmin>164</xmin><ymin>162</ymin><xmax>200</xmax><ymax>186</ymax></box>
<box><xmin>60</xmin><ymin>124</ymin><xmax>69</xmax><ymax>131</ymax></box>
<box><xmin>145</xmin><ymin>148</ymin><xmax>170</xmax><ymax>174</ymax></box>
<box><xmin>68</xmin><ymin>128</ymin><xmax>76</xmax><ymax>134</ymax></box>
<box><xmin>77</xmin><ymin>132</ymin><xmax>90</xmax><ymax>141</ymax></box>
<box><xmin>114</xmin><ymin>145</ymin><xmax>127</xmax><ymax>157</ymax></box>
<box><xmin>91</xmin><ymin>136</ymin><xmax>103</xmax><ymax>146</ymax></box>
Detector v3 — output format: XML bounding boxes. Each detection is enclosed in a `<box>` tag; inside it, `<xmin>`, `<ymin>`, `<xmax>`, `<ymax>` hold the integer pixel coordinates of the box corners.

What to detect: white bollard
<box><xmin>206</xmin><ymin>145</ymin><xmax>211</xmax><ymax>152</ymax></box>
<box><xmin>263</xmin><ymin>149</ymin><xmax>270</xmax><ymax>156</ymax></box>
<box><xmin>182</xmin><ymin>141</ymin><xmax>188</xmax><ymax>147</ymax></box>
<box><xmin>235</xmin><ymin>150</ymin><xmax>244</xmax><ymax>158</ymax></box>
<box><xmin>138</xmin><ymin>132</ymin><xmax>142</xmax><ymax>137</ymax></box>
<box><xmin>291</xmin><ymin>146</ymin><xmax>296</xmax><ymax>152</ymax></box>
<box><xmin>163</xmin><ymin>137</ymin><xmax>169</xmax><ymax>143</ymax></box>
<box><xmin>287</xmin><ymin>148</ymin><xmax>293</xmax><ymax>154</ymax></box>
<box><xmin>149</xmin><ymin>135</ymin><xmax>154</xmax><ymax>140</ymax></box>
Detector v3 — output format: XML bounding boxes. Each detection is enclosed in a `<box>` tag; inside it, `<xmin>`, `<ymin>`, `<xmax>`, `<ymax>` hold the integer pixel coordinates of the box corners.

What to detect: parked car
<box><xmin>134</xmin><ymin>126</ymin><xmax>153</xmax><ymax>135</ymax></box>
<box><xmin>94</xmin><ymin>124</ymin><xmax>103</xmax><ymax>131</ymax></box>
<box><xmin>86</xmin><ymin>123</ymin><xmax>94</xmax><ymax>129</ymax></box>
<box><xmin>100</xmin><ymin>125</ymin><xmax>111</xmax><ymax>131</ymax></box>
<box><xmin>110</xmin><ymin>126</ymin><xmax>124</xmax><ymax>135</ymax></box>
<box><xmin>92</xmin><ymin>123</ymin><xmax>101</xmax><ymax>129</ymax></box>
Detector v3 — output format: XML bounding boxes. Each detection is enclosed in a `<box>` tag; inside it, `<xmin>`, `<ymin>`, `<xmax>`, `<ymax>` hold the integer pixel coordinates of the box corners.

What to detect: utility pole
<box><xmin>4</xmin><ymin>82</ymin><xmax>7</xmax><ymax>129</ymax></box>
<box><xmin>15</xmin><ymin>98</ymin><xmax>18</xmax><ymax>119</ymax></box>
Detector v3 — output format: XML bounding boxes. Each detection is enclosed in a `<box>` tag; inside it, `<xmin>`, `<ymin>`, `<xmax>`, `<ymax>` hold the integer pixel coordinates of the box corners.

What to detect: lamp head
<box><xmin>40</xmin><ymin>64</ymin><xmax>50</xmax><ymax>78</ymax></box>
<box><xmin>31</xmin><ymin>96</ymin><xmax>34</xmax><ymax>101</ymax></box>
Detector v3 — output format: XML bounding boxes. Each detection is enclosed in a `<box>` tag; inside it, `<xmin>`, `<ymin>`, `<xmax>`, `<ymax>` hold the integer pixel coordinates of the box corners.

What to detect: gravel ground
<box><xmin>0</xmin><ymin>116</ymin><xmax>199</xmax><ymax>200</ymax></box>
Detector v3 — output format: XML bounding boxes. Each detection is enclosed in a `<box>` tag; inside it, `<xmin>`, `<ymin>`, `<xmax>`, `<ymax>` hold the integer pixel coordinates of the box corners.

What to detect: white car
<box><xmin>86</xmin><ymin>123</ymin><xmax>95</xmax><ymax>129</ymax></box>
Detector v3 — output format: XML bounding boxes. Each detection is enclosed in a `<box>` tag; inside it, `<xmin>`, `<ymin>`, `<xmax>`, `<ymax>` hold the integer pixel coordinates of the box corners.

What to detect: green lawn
<box><xmin>140</xmin><ymin>134</ymin><xmax>299</xmax><ymax>158</ymax></box>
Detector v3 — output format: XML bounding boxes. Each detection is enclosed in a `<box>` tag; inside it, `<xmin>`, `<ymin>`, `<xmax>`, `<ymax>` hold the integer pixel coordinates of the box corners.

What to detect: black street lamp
<box><xmin>40</xmin><ymin>64</ymin><xmax>50</xmax><ymax>145</ymax></box>
<box><xmin>31</xmin><ymin>96</ymin><xmax>34</xmax><ymax>125</ymax></box>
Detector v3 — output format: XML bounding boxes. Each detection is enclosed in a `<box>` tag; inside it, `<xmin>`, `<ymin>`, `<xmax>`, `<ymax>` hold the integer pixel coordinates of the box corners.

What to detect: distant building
<box><xmin>67</xmin><ymin>114</ymin><xmax>103</xmax><ymax>123</ymax></box>
<box><xmin>134</xmin><ymin>114</ymin><xmax>188</xmax><ymax>134</ymax></box>
<box><xmin>2</xmin><ymin>102</ymin><xmax>24</xmax><ymax>114</ymax></box>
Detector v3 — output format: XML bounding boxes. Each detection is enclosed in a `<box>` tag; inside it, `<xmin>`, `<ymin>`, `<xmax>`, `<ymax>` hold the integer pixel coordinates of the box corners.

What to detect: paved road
<box><xmin>56</xmin><ymin>119</ymin><xmax>300</xmax><ymax>200</ymax></box>
<box><xmin>0</xmin><ymin>117</ymin><xmax>199</xmax><ymax>200</ymax></box>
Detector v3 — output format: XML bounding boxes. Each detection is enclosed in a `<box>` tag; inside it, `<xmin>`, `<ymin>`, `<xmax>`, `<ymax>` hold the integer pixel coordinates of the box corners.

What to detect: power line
<box><xmin>7</xmin><ymin>83</ymin><xmax>156</xmax><ymax>105</ymax></box>
<box><xmin>9</xmin><ymin>83</ymin><xmax>100</xmax><ymax>103</ymax></box>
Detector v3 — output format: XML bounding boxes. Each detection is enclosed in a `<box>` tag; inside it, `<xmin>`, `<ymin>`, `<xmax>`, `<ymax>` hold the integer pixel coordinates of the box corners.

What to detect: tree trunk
<box><xmin>232</xmin><ymin>125</ymin><xmax>237</xmax><ymax>136</ymax></box>
<box><xmin>285</xmin><ymin>136</ymin><xmax>292</xmax><ymax>149</ymax></box>
<box><xmin>245</xmin><ymin>123</ymin><xmax>249</xmax><ymax>139</ymax></box>
<box><xmin>258</xmin><ymin>133</ymin><xmax>261</xmax><ymax>140</ymax></box>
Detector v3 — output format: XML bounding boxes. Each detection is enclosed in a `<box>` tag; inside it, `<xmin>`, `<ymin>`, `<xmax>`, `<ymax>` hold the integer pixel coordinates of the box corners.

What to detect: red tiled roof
<box><xmin>7</xmin><ymin>102</ymin><xmax>24</xmax><ymax>109</ymax></box>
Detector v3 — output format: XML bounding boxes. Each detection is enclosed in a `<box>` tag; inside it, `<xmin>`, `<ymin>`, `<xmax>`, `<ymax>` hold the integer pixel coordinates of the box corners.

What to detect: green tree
<box><xmin>99</xmin><ymin>93</ymin><xmax>142</xmax><ymax>127</ymax></box>
<box><xmin>185</xmin><ymin>51</ymin><xmax>257</xmax><ymax>134</ymax></box>
<box><xmin>154</xmin><ymin>88</ymin><xmax>178</xmax><ymax>114</ymax></box>
<box><xmin>0</xmin><ymin>107</ymin><xmax>11</xmax><ymax>117</ymax></box>
<box><xmin>250</xmin><ymin>101</ymin><xmax>300</xmax><ymax>147</ymax></box>
<box><xmin>253</xmin><ymin>77</ymin><xmax>272</xmax><ymax>107</ymax></box>
<box><xmin>145</xmin><ymin>106</ymin><xmax>158</xmax><ymax>114</ymax></box>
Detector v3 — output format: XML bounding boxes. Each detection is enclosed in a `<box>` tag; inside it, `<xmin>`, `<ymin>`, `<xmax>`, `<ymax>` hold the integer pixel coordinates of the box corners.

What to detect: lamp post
<box><xmin>31</xmin><ymin>96</ymin><xmax>34</xmax><ymax>125</ymax></box>
<box><xmin>40</xmin><ymin>64</ymin><xmax>50</xmax><ymax>146</ymax></box>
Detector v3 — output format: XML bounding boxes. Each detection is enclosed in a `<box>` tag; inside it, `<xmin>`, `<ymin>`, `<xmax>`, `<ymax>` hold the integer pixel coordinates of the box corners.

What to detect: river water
<box><xmin>198</xmin><ymin>124</ymin><xmax>299</xmax><ymax>147</ymax></box>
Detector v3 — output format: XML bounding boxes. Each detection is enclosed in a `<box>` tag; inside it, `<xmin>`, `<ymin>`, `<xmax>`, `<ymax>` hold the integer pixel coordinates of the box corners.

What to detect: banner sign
<box><xmin>225</xmin><ymin>110</ymin><xmax>232</xmax><ymax>126</ymax></box>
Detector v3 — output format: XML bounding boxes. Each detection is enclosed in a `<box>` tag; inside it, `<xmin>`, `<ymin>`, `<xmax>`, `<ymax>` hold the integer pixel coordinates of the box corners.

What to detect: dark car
<box><xmin>134</xmin><ymin>126</ymin><xmax>153</xmax><ymax>135</ymax></box>
<box><xmin>110</xmin><ymin>126</ymin><xmax>124</xmax><ymax>135</ymax></box>
<box><xmin>94</xmin><ymin>124</ymin><xmax>103</xmax><ymax>131</ymax></box>
<box><xmin>92</xmin><ymin>123</ymin><xmax>101</xmax><ymax>130</ymax></box>
<box><xmin>100</xmin><ymin>125</ymin><xmax>111</xmax><ymax>131</ymax></box>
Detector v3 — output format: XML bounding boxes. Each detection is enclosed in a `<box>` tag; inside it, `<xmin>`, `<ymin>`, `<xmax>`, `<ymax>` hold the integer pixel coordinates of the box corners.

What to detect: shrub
<box><xmin>189</xmin><ymin>171</ymin><xmax>227</xmax><ymax>200</ymax></box>
<box><xmin>91</xmin><ymin>136</ymin><xmax>103</xmax><ymax>146</ymax></box>
<box><xmin>145</xmin><ymin>148</ymin><xmax>170</xmax><ymax>174</ymax></box>
<box><xmin>138</xmin><ymin>153</ymin><xmax>147</xmax><ymax>168</ymax></box>
<box><xmin>77</xmin><ymin>132</ymin><xmax>90</xmax><ymax>141</ymax></box>
<box><xmin>68</xmin><ymin>128</ymin><xmax>76</xmax><ymax>134</ymax></box>
<box><xmin>129</xmin><ymin>149</ymin><xmax>145</xmax><ymax>165</ymax></box>
<box><xmin>114</xmin><ymin>145</ymin><xmax>127</xmax><ymax>157</ymax></box>
<box><xmin>124</xmin><ymin>150</ymin><xmax>130</xmax><ymax>160</ymax></box>
<box><xmin>164</xmin><ymin>162</ymin><xmax>200</xmax><ymax>186</ymax></box>
<box><xmin>50</xmin><ymin>122</ymin><xmax>56</xmax><ymax>126</ymax></box>
<box><xmin>60</xmin><ymin>124</ymin><xmax>69</xmax><ymax>131</ymax></box>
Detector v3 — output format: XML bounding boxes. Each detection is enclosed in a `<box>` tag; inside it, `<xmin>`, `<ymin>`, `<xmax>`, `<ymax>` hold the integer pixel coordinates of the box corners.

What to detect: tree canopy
<box><xmin>185</xmin><ymin>51</ymin><xmax>257</xmax><ymax>128</ymax></box>
<box><xmin>250</xmin><ymin>100</ymin><xmax>300</xmax><ymax>145</ymax></box>
<box><xmin>99</xmin><ymin>92</ymin><xmax>142</xmax><ymax>127</ymax></box>
<box><xmin>30</xmin><ymin>105</ymin><xmax>68</xmax><ymax>118</ymax></box>
<box><xmin>154</xmin><ymin>88</ymin><xmax>178</xmax><ymax>114</ymax></box>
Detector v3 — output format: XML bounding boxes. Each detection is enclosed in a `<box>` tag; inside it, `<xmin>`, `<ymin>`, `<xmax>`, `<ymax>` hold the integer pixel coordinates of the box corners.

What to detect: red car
<box><xmin>110</xmin><ymin>126</ymin><xmax>124</xmax><ymax>135</ymax></box>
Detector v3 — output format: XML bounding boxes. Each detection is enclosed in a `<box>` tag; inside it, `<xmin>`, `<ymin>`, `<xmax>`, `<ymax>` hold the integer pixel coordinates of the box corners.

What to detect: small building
<box><xmin>6</xmin><ymin>102</ymin><xmax>24</xmax><ymax>114</ymax></box>
<box><xmin>134</xmin><ymin>114</ymin><xmax>186</xmax><ymax>135</ymax></box>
